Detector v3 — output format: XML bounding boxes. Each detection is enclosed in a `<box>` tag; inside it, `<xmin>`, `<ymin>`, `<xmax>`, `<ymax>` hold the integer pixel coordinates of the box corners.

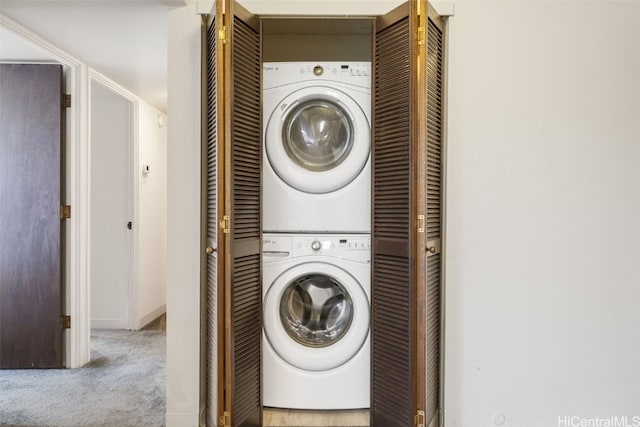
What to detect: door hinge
<box><xmin>61</xmin><ymin>315</ymin><xmax>71</xmax><ymax>329</ymax></box>
<box><xmin>219</xmin><ymin>26</ymin><xmax>228</xmax><ymax>44</ymax></box>
<box><xmin>417</xmin><ymin>214</ymin><xmax>425</xmax><ymax>233</ymax></box>
<box><xmin>219</xmin><ymin>215</ymin><xmax>230</xmax><ymax>234</ymax></box>
<box><xmin>60</xmin><ymin>205</ymin><xmax>71</xmax><ymax>219</ymax></box>
<box><xmin>63</xmin><ymin>94</ymin><xmax>71</xmax><ymax>108</ymax></box>
<box><xmin>417</xmin><ymin>26</ymin><xmax>426</xmax><ymax>45</ymax></box>
<box><xmin>219</xmin><ymin>411</ymin><xmax>230</xmax><ymax>426</ymax></box>
<box><xmin>415</xmin><ymin>409</ymin><xmax>425</xmax><ymax>427</ymax></box>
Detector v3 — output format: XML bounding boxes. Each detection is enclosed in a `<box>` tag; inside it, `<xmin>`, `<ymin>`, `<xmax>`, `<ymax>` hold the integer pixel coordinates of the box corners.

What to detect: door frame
<box><xmin>0</xmin><ymin>14</ymin><xmax>90</xmax><ymax>368</ymax></box>
<box><xmin>88</xmin><ymin>69</ymin><xmax>140</xmax><ymax>331</ymax></box>
<box><xmin>0</xmin><ymin>14</ymin><xmax>144</xmax><ymax>365</ymax></box>
<box><xmin>202</xmin><ymin>2</ymin><xmax>446</xmax><ymax>426</ymax></box>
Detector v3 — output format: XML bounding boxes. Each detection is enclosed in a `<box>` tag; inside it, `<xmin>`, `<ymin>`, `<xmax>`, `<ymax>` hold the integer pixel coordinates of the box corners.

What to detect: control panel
<box><xmin>263</xmin><ymin>234</ymin><xmax>371</xmax><ymax>263</ymax></box>
<box><xmin>263</xmin><ymin>62</ymin><xmax>371</xmax><ymax>89</ymax></box>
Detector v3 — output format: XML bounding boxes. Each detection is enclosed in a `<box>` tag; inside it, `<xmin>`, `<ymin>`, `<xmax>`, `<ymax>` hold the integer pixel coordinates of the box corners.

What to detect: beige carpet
<box><xmin>0</xmin><ymin>329</ymin><xmax>165</xmax><ymax>426</ymax></box>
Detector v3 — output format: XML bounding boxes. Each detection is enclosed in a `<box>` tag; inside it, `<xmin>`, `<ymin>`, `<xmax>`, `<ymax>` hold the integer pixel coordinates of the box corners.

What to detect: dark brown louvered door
<box><xmin>371</xmin><ymin>0</ymin><xmax>430</xmax><ymax>425</ymax></box>
<box><xmin>203</xmin><ymin>5</ymin><xmax>224</xmax><ymax>426</ymax></box>
<box><xmin>220</xmin><ymin>1</ymin><xmax>262</xmax><ymax>426</ymax></box>
<box><xmin>424</xmin><ymin>5</ymin><xmax>445</xmax><ymax>426</ymax></box>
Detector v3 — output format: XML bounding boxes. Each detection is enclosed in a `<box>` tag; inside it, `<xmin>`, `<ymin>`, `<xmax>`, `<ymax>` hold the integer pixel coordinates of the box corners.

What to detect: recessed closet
<box><xmin>202</xmin><ymin>1</ymin><xmax>445</xmax><ymax>426</ymax></box>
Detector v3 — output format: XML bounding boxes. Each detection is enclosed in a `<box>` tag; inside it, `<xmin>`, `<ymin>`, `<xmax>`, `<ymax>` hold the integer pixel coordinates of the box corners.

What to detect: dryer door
<box><xmin>263</xmin><ymin>261</ymin><xmax>369</xmax><ymax>371</ymax></box>
<box><xmin>265</xmin><ymin>86</ymin><xmax>370</xmax><ymax>194</ymax></box>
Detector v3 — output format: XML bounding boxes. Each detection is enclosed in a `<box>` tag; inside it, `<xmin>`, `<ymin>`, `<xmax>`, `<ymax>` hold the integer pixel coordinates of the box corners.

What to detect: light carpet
<box><xmin>0</xmin><ymin>329</ymin><xmax>165</xmax><ymax>427</ymax></box>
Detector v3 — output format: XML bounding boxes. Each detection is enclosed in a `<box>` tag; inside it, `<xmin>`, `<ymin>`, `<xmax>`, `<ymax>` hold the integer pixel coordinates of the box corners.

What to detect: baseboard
<box><xmin>91</xmin><ymin>318</ymin><xmax>128</xmax><ymax>329</ymax></box>
<box><xmin>140</xmin><ymin>304</ymin><xmax>167</xmax><ymax>329</ymax></box>
<box><xmin>165</xmin><ymin>412</ymin><xmax>201</xmax><ymax>427</ymax></box>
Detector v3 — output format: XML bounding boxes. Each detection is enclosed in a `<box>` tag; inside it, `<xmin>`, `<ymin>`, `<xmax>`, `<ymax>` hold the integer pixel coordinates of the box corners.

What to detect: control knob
<box><xmin>311</xmin><ymin>240</ymin><xmax>321</xmax><ymax>251</ymax></box>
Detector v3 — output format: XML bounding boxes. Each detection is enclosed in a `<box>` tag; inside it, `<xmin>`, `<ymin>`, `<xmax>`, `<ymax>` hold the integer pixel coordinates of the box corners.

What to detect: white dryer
<box><xmin>262</xmin><ymin>233</ymin><xmax>370</xmax><ymax>409</ymax></box>
<box><xmin>262</xmin><ymin>62</ymin><xmax>371</xmax><ymax>233</ymax></box>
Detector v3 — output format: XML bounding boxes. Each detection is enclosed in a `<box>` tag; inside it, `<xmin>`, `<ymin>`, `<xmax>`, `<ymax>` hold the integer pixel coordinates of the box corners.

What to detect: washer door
<box><xmin>263</xmin><ymin>261</ymin><xmax>370</xmax><ymax>371</ymax></box>
<box><xmin>265</xmin><ymin>86</ymin><xmax>370</xmax><ymax>194</ymax></box>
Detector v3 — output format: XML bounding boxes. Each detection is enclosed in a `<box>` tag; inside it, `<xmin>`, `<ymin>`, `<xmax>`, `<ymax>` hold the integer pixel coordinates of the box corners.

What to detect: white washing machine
<box><xmin>263</xmin><ymin>62</ymin><xmax>371</xmax><ymax>233</ymax></box>
<box><xmin>262</xmin><ymin>233</ymin><xmax>370</xmax><ymax>409</ymax></box>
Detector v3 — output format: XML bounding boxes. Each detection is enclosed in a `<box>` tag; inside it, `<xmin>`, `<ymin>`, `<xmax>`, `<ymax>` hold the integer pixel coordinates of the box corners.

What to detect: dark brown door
<box><xmin>203</xmin><ymin>5</ymin><xmax>224</xmax><ymax>426</ymax></box>
<box><xmin>423</xmin><ymin>4</ymin><xmax>446</xmax><ymax>425</ymax></box>
<box><xmin>371</xmin><ymin>0</ymin><xmax>444</xmax><ymax>425</ymax></box>
<box><xmin>216</xmin><ymin>1</ymin><xmax>262</xmax><ymax>426</ymax></box>
<box><xmin>0</xmin><ymin>63</ymin><xmax>64</xmax><ymax>369</ymax></box>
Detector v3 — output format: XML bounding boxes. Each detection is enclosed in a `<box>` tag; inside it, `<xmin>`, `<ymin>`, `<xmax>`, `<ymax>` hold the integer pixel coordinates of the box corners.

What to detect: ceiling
<box><xmin>0</xmin><ymin>0</ymin><xmax>407</xmax><ymax>113</ymax></box>
<box><xmin>0</xmin><ymin>0</ymin><xmax>177</xmax><ymax>112</ymax></box>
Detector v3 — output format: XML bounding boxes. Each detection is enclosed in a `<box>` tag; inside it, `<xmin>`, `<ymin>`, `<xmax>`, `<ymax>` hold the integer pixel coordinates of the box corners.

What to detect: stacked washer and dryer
<box><xmin>262</xmin><ymin>62</ymin><xmax>372</xmax><ymax>409</ymax></box>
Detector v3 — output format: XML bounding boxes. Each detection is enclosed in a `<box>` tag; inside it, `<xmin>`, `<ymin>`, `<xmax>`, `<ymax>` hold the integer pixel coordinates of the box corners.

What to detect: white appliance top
<box><xmin>263</xmin><ymin>62</ymin><xmax>371</xmax><ymax>90</ymax></box>
<box><xmin>263</xmin><ymin>233</ymin><xmax>370</xmax><ymax>263</ymax></box>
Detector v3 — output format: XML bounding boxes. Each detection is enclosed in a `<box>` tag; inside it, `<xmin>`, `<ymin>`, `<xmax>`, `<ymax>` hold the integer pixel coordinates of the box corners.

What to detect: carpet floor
<box><xmin>0</xmin><ymin>329</ymin><xmax>165</xmax><ymax>427</ymax></box>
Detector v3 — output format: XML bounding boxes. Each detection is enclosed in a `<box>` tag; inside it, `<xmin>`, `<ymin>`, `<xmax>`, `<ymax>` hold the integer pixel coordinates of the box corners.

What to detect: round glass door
<box><xmin>263</xmin><ymin>261</ymin><xmax>370</xmax><ymax>371</ymax></box>
<box><xmin>280</xmin><ymin>274</ymin><xmax>353</xmax><ymax>348</ymax></box>
<box><xmin>265</xmin><ymin>86</ymin><xmax>371</xmax><ymax>194</ymax></box>
<box><xmin>282</xmin><ymin>100</ymin><xmax>353</xmax><ymax>172</ymax></box>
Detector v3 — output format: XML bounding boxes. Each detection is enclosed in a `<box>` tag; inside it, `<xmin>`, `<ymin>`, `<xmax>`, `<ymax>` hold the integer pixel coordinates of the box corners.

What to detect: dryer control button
<box><xmin>311</xmin><ymin>240</ymin><xmax>322</xmax><ymax>251</ymax></box>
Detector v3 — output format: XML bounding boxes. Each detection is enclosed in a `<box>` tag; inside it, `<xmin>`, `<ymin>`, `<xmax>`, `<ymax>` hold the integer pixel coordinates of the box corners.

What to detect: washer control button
<box><xmin>311</xmin><ymin>240</ymin><xmax>322</xmax><ymax>251</ymax></box>
<box><xmin>313</xmin><ymin>65</ymin><xmax>323</xmax><ymax>76</ymax></box>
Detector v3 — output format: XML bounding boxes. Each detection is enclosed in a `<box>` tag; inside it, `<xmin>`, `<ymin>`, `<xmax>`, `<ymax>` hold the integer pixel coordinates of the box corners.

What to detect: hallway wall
<box><xmin>166</xmin><ymin>4</ymin><xmax>202</xmax><ymax>426</ymax></box>
<box><xmin>138</xmin><ymin>102</ymin><xmax>168</xmax><ymax>327</ymax></box>
<box><xmin>445</xmin><ymin>2</ymin><xmax>640</xmax><ymax>426</ymax></box>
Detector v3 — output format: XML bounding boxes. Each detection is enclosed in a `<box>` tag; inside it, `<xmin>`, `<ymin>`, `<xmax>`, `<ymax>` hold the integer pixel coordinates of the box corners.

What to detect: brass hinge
<box><xmin>417</xmin><ymin>214</ymin><xmax>425</xmax><ymax>233</ymax></box>
<box><xmin>219</xmin><ymin>411</ymin><xmax>230</xmax><ymax>426</ymax></box>
<box><xmin>415</xmin><ymin>409</ymin><xmax>425</xmax><ymax>427</ymax></box>
<box><xmin>219</xmin><ymin>215</ymin><xmax>230</xmax><ymax>234</ymax></box>
<box><xmin>61</xmin><ymin>315</ymin><xmax>71</xmax><ymax>329</ymax></box>
<box><xmin>417</xmin><ymin>26</ymin><xmax>426</xmax><ymax>45</ymax></box>
<box><xmin>63</xmin><ymin>94</ymin><xmax>71</xmax><ymax>108</ymax></box>
<box><xmin>60</xmin><ymin>205</ymin><xmax>71</xmax><ymax>219</ymax></box>
<box><xmin>219</xmin><ymin>26</ymin><xmax>228</xmax><ymax>44</ymax></box>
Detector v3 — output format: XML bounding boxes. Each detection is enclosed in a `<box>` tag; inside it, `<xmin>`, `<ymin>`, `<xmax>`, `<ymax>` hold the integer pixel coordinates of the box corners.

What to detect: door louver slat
<box><xmin>425</xmin><ymin>14</ymin><xmax>444</xmax><ymax>425</ymax></box>
<box><xmin>231</xmin><ymin>17</ymin><xmax>261</xmax><ymax>244</ymax></box>
<box><xmin>229</xmin><ymin>10</ymin><xmax>261</xmax><ymax>427</ymax></box>
<box><xmin>372</xmin><ymin>11</ymin><xmax>414</xmax><ymax>427</ymax></box>
<box><xmin>372</xmin><ymin>254</ymin><xmax>412</xmax><ymax>427</ymax></box>
<box><xmin>231</xmin><ymin>253</ymin><xmax>261</xmax><ymax>425</ymax></box>
<box><xmin>205</xmin><ymin>14</ymin><xmax>219</xmax><ymax>427</ymax></box>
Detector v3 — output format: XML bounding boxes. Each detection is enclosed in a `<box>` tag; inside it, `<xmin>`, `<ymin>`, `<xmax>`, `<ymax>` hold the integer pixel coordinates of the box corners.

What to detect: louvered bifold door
<box><xmin>424</xmin><ymin>5</ymin><xmax>445</xmax><ymax>426</ymax></box>
<box><xmin>221</xmin><ymin>1</ymin><xmax>262</xmax><ymax>426</ymax></box>
<box><xmin>371</xmin><ymin>1</ymin><xmax>425</xmax><ymax>426</ymax></box>
<box><xmin>203</xmin><ymin>4</ymin><xmax>224</xmax><ymax>426</ymax></box>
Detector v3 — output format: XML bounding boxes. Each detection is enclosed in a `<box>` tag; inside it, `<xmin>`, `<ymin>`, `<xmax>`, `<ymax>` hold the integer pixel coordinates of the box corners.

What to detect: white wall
<box><xmin>166</xmin><ymin>3</ymin><xmax>202</xmax><ymax>426</ymax></box>
<box><xmin>445</xmin><ymin>2</ymin><xmax>640</xmax><ymax>426</ymax></box>
<box><xmin>138</xmin><ymin>102</ymin><xmax>168</xmax><ymax>327</ymax></box>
